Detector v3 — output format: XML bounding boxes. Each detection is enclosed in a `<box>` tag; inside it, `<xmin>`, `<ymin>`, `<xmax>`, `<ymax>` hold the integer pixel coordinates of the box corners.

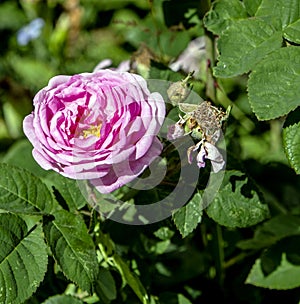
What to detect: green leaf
<box><xmin>238</xmin><ymin>214</ymin><xmax>300</xmax><ymax>250</ymax></box>
<box><xmin>256</xmin><ymin>0</ymin><xmax>300</xmax><ymax>30</ymax></box>
<box><xmin>95</xmin><ymin>268</ymin><xmax>117</xmax><ymax>302</ymax></box>
<box><xmin>246</xmin><ymin>253</ymin><xmax>300</xmax><ymax>290</ymax></box>
<box><xmin>283</xmin><ymin>108</ymin><xmax>300</xmax><ymax>174</ymax></box>
<box><xmin>178</xmin><ymin>293</ymin><xmax>193</xmax><ymax>304</ymax></box>
<box><xmin>284</xmin><ymin>19</ymin><xmax>300</xmax><ymax>43</ymax></box>
<box><xmin>206</xmin><ymin>170</ymin><xmax>269</xmax><ymax>228</ymax></box>
<box><xmin>0</xmin><ymin>214</ymin><xmax>48</xmax><ymax>304</ymax></box>
<box><xmin>154</xmin><ymin>227</ymin><xmax>175</xmax><ymax>240</ymax></box>
<box><xmin>43</xmin><ymin>210</ymin><xmax>98</xmax><ymax>294</ymax></box>
<box><xmin>42</xmin><ymin>295</ymin><xmax>84</xmax><ymax>304</ymax></box>
<box><xmin>214</xmin><ymin>18</ymin><xmax>282</xmax><ymax>78</ymax></box>
<box><xmin>248</xmin><ymin>47</ymin><xmax>300</xmax><ymax>120</ymax></box>
<box><xmin>243</xmin><ymin>0</ymin><xmax>262</xmax><ymax>16</ymax></box>
<box><xmin>97</xmin><ymin>232</ymin><xmax>148</xmax><ymax>303</ymax></box>
<box><xmin>255</xmin><ymin>0</ymin><xmax>300</xmax><ymax>43</ymax></box>
<box><xmin>0</xmin><ymin>163</ymin><xmax>56</xmax><ymax>214</ymax></box>
<box><xmin>44</xmin><ymin>171</ymin><xmax>86</xmax><ymax>211</ymax></box>
<box><xmin>172</xmin><ymin>192</ymin><xmax>203</xmax><ymax>238</ymax></box>
<box><xmin>204</xmin><ymin>0</ymin><xmax>248</xmax><ymax>35</ymax></box>
<box><xmin>150</xmin><ymin>240</ymin><xmax>171</xmax><ymax>255</ymax></box>
<box><xmin>112</xmin><ymin>254</ymin><xmax>149</xmax><ymax>304</ymax></box>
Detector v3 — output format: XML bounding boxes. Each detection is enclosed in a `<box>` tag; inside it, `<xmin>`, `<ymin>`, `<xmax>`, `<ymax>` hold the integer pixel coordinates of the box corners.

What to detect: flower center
<box><xmin>82</xmin><ymin>124</ymin><xmax>102</xmax><ymax>138</ymax></box>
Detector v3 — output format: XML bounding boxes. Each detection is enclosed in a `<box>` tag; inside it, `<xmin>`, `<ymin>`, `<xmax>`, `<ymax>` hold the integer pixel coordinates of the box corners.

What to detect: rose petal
<box><xmin>23</xmin><ymin>70</ymin><xmax>166</xmax><ymax>193</ymax></box>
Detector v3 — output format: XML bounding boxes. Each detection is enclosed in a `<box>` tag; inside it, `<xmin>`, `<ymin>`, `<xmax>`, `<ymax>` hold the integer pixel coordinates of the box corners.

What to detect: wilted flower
<box><xmin>23</xmin><ymin>69</ymin><xmax>165</xmax><ymax>193</ymax></box>
<box><xmin>167</xmin><ymin>100</ymin><xmax>228</xmax><ymax>173</ymax></box>
<box><xmin>17</xmin><ymin>18</ymin><xmax>45</xmax><ymax>46</ymax></box>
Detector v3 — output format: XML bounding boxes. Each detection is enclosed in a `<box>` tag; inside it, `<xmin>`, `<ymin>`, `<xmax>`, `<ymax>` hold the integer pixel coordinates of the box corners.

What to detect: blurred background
<box><xmin>0</xmin><ymin>0</ymin><xmax>204</xmax><ymax>153</ymax></box>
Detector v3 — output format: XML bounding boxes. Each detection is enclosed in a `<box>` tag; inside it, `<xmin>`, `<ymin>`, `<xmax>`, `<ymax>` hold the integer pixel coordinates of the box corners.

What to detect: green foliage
<box><xmin>1</xmin><ymin>0</ymin><xmax>300</xmax><ymax>303</ymax></box>
<box><xmin>8</xmin><ymin>55</ymin><xmax>56</xmax><ymax>91</ymax></box>
<box><xmin>44</xmin><ymin>172</ymin><xmax>87</xmax><ymax>211</ymax></box>
<box><xmin>213</xmin><ymin>18</ymin><xmax>282</xmax><ymax>78</ymax></box>
<box><xmin>204</xmin><ymin>0</ymin><xmax>248</xmax><ymax>35</ymax></box>
<box><xmin>95</xmin><ymin>268</ymin><xmax>117</xmax><ymax>302</ymax></box>
<box><xmin>43</xmin><ymin>210</ymin><xmax>98</xmax><ymax>294</ymax></box>
<box><xmin>97</xmin><ymin>232</ymin><xmax>149</xmax><ymax>303</ymax></box>
<box><xmin>238</xmin><ymin>215</ymin><xmax>300</xmax><ymax>250</ymax></box>
<box><xmin>248</xmin><ymin>47</ymin><xmax>300</xmax><ymax>120</ymax></box>
<box><xmin>246</xmin><ymin>249</ymin><xmax>300</xmax><ymax>289</ymax></box>
<box><xmin>0</xmin><ymin>214</ymin><xmax>48</xmax><ymax>304</ymax></box>
<box><xmin>172</xmin><ymin>192</ymin><xmax>203</xmax><ymax>237</ymax></box>
<box><xmin>283</xmin><ymin>108</ymin><xmax>300</xmax><ymax>174</ymax></box>
<box><xmin>206</xmin><ymin>170</ymin><xmax>269</xmax><ymax>228</ymax></box>
<box><xmin>0</xmin><ymin>163</ymin><xmax>57</xmax><ymax>214</ymax></box>
<box><xmin>42</xmin><ymin>295</ymin><xmax>84</xmax><ymax>304</ymax></box>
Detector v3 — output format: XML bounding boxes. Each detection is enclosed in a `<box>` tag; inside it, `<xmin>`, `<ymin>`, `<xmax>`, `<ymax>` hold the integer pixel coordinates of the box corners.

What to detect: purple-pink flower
<box><xmin>23</xmin><ymin>69</ymin><xmax>165</xmax><ymax>193</ymax></box>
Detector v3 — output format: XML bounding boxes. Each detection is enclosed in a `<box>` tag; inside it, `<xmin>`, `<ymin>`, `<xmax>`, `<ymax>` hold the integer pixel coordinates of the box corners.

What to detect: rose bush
<box><xmin>23</xmin><ymin>69</ymin><xmax>165</xmax><ymax>193</ymax></box>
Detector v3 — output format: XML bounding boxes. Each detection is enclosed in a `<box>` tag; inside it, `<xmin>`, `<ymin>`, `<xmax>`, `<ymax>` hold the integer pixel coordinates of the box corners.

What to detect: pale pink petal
<box><xmin>23</xmin><ymin>69</ymin><xmax>166</xmax><ymax>193</ymax></box>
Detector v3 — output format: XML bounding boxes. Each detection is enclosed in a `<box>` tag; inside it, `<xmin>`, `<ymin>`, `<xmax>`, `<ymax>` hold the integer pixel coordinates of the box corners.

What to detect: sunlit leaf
<box><xmin>214</xmin><ymin>18</ymin><xmax>282</xmax><ymax>78</ymax></box>
<box><xmin>42</xmin><ymin>295</ymin><xmax>84</xmax><ymax>304</ymax></box>
<box><xmin>204</xmin><ymin>0</ymin><xmax>248</xmax><ymax>35</ymax></box>
<box><xmin>154</xmin><ymin>227</ymin><xmax>175</xmax><ymax>240</ymax></box>
<box><xmin>0</xmin><ymin>163</ymin><xmax>56</xmax><ymax>214</ymax></box>
<box><xmin>248</xmin><ymin>47</ymin><xmax>300</xmax><ymax>120</ymax></box>
<box><xmin>43</xmin><ymin>210</ymin><xmax>98</xmax><ymax>294</ymax></box>
<box><xmin>256</xmin><ymin>0</ymin><xmax>300</xmax><ymax>30</ymax></box>
<box><xmin>112</xmin><ymin>254</ymin><xmax>149</xmax><ymax>304</ymax></box>
<box><xmin>246</xmin><ymin>253</ymin><xmax>300</xmax><ymax>289</ymax></box>
<box><xmin>173</xmin><ymin>192</ymin><xmax>203</xmax><ymax>238</ymax></box>
<box><xmin>0</xmin><ymin>214</ymin><xmax>48</xmax><ymax>304</ymax></box>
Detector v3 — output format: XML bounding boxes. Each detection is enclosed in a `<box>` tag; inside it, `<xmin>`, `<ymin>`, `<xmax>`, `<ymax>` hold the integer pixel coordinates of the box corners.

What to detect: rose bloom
<box><xmin>23</xmin><ymin>69</ymin><xmax>165</xmax><ymax>193</ymax></box>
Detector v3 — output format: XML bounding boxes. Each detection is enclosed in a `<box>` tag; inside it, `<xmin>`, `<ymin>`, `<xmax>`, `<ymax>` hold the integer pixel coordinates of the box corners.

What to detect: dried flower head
<box><xmin>168</xmin><ymin>99</ymin><xmax>230</xmax><ymax>173</ymax></box>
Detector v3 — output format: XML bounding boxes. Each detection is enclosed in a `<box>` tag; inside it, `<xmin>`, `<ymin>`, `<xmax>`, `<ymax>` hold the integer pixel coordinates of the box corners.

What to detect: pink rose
<box><xmin>23</xmin><ymin>70</ymin><xmax>165</xmax><ymax>193</ymax></box>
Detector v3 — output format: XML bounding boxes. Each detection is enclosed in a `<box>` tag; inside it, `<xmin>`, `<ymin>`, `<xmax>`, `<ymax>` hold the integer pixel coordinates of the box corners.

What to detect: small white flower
<box><xmin>169</xmin><ymin>37</ymin><xmax>206</xmax><ymax>76</ymax></box>
<box><xmin>187</xmin><ymin>140</ymin><xmax>225</xmax><ymax>173</ymax></box>
<box><xmin>93</xmin><ymin>59</ymin><xmax>130</xmax><ymax>72</ymax></box>
<box><xmin>200</xmin><ymin>141</ymin><xmax>225</xmax><ymax>173</ymax></box>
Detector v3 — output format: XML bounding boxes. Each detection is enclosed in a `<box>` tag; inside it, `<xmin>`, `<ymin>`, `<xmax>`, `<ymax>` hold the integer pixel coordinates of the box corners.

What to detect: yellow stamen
<box><xmin>83</xmin><ymin>124</ymin><xmax>102</xmax><ymax>138</ymax></box>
